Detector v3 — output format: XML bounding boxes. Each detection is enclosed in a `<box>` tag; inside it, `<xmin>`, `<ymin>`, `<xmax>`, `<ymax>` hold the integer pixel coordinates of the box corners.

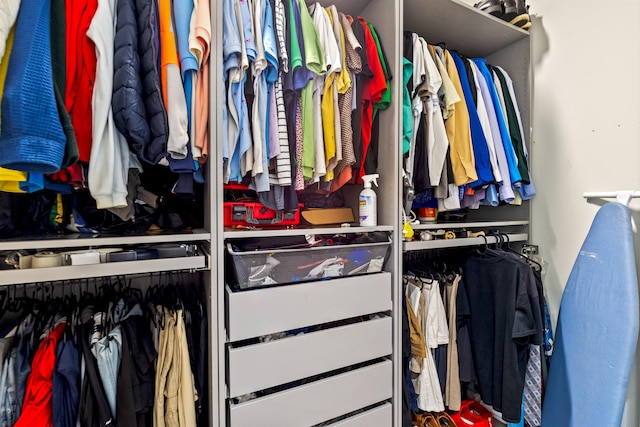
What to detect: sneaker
<box><xmin>473</xmin><ymin>0</ymin><xmax>503</xmax><ymax>17</ymax></box>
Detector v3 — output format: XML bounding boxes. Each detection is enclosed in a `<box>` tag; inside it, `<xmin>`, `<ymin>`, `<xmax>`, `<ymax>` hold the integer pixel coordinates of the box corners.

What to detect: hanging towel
<box><xmin>0</xmin><ymin>0</ymin><xmax>66</xmax><ymax>173</ymax></box>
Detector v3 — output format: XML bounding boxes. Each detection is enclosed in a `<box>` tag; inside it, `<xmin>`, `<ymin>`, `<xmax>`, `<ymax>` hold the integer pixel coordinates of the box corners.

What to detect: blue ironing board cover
<box><xmin>541</xmin><ymin>202</ymin><xmax>639</xmax><ymax>426</ymax></box>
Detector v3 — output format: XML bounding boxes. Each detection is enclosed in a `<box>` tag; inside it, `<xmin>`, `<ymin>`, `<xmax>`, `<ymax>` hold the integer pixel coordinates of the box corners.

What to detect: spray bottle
<box><xmin>359</xmin><ymin>174</ymin><xmax>379</xmax><ymax>226</ymax></box>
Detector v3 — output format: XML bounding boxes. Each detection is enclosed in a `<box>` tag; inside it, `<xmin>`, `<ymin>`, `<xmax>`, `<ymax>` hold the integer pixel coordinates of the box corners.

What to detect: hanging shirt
<box><xmin>493</xmin><ymin>67</ymin><xmax>532</xmax><ymax>186</ymax></box>
<box><xmin>309</xmin><ymin>3</ymin><xmax>333</xmax><ymax>183</ymax></box>
<box><xmin>442</xmin><ymin>49</ymin><xmax>477</xmax><ymax>186</ymax></box>
<box><xmin>191</xmin><ymin>0</ymin><xmax>211</xmax><ymax>162</ymax></box>
<box><xmin>297</xmin><ymin>0</ymin><xmax>325</xmax><ymax>182</ymax></box>
<box><xmin>471</xmin><ymin>58</ymin><xmax>516</xmax><ymax>202</ymax></box>
<box><xmin>356</xmin><ymin>17</ymin><xmax>387</xmax><ymax>183</ymax></box>
<box><xmin>328</xmin><ymin>12</ymin><xmax>360</xmax><ymax>192</ymax></box>
<box><xmin>419</xmin><ymin>37</ymin><xmax>449</xmax><ymax>186</ymax></box>
<box><xmin>402</xmin><ymin>58</ymin><xmax>413</xmax><ymax>156</ymax></box>
<box><xmin>66</xmin><ymin>0</ymin><xmax>98</xmax><ymax>165</ymax></box>
<box><xmin>450</xmin><ymin>51</ymin><xmax>494</xmax><ymax>188</ymax></box>
<box><xmin>159</xmin><ymin>0</ymin><xmax>189</xmax><ymax>160</ymax></box>
<box><xmin>320</xmin><ymin>5</ymin><xmax>343</xmax><ymax>182</ymax></box>
<box><xmin>364</xmin><ymin>22</ymin><xmax>391</xmax><ymax>176</ymax></box>
<box><xmin>467</xmin><ymin>59</ymin><xmax>502</xmax><ymax>184</ymax></box>
<box><xmin>87</xmin><ymin>0</ymin><xmax>132</xmax><ymax>210</ymax></box>
<box><xmin>14</xmin><ymin>322</ymin><xmax>67</xmax><ymax>427</ymax></box>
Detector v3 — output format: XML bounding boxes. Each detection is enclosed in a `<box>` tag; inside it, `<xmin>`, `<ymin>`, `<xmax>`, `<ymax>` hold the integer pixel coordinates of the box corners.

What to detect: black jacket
<box><xmin>112</xmin><ymin>0</ymin><xmax>168</xmax><ymax>165</ymax></box>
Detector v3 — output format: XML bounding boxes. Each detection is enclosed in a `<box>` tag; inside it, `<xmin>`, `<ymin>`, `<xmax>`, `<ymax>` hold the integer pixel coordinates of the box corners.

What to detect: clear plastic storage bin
<box><xmin>226</xmin><ymin>237</ymin><xmax>391</xmax><ymax>289</ymax></box>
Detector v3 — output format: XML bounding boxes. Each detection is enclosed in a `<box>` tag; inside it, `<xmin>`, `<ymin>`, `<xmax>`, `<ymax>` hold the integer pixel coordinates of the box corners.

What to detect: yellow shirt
<box><xmin>444</xmin><ymin>49</ymin><xmax>478</xmax><ymax>186</ymax></box>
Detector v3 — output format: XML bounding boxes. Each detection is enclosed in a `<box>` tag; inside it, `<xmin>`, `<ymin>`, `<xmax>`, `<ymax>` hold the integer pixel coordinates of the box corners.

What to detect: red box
<box><xmin>223</xmin><ymin>202</ymin><xmax>302</xmax><ymax>227</ymax></box>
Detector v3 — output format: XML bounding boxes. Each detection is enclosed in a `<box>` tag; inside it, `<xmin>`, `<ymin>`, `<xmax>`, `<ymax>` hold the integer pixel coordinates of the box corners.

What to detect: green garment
<box><xmin>494</xmin><ymin>68</ymin><xmax>530</xmax><ymax>184</ymax></box>
<box><xmin>51</xmin><ymin>0</ymin><xmax>79</xmax><ymax>169</ymax></box>
<box><xmin>288</xmin><ymin>0</ymin><xmax>303</xmax><ymax>72</ymax></box>
<box><xmin>297</xmin><ymin>0</ymin><xmax>325</xmax><ymax>75</ymax></box>
<box><xmin>368</xmin><ymin>23</ymin><xmax>391</xmax><ymax>113</ymax></box>
<box><xmin>301</xmin><ymin>82</ymin><xmax>315</xmax><ymax>180</ymax></box>
<box><xmin>402</xmin><ymin>58</ymin><xmax>413</xmax><ymax>156</ymax></box>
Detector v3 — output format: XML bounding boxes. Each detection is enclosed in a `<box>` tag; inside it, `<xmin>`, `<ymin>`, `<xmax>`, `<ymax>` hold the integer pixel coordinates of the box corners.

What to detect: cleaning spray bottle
<box><xmin>359</xmin><ymin>174</ymin><xmax>379</xmax><ymax>226</ymax></box>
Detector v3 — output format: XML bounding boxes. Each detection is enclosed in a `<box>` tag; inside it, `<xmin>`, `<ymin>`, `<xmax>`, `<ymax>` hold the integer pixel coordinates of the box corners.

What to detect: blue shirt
<box><xmin>450</xmin><ymin>51</ymin><xmax>494</xmax><ymax>188</ymax></box>
<box><xmin>473</xmin><ymin>58</ymin><xmax>522</xmax><ymax>185</ymax></box>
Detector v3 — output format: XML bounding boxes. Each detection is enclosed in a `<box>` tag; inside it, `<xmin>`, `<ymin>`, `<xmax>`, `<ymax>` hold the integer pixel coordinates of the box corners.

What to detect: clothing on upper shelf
<box><xmin>401</xmin><ymin>32</ymin><xmax>534</xmax><ymax>214</ymax></box>
<box><xmin>0</xmin><ymin>0</ymin><xmax>210</xmax><ymax>218</ymax></box>
<box><xmin>0</xmin><ymin>278</ymin><xmax>208</xmax><ymax>427</ymax></box>
<box><xmin>403</xmin><ymin>244</ymin><xmax>546</xmax><ymax>424</ymax></box>
<box><xmin>222</xmin><ymin>0</ymin><xmax>391</xmax><ymax>199</ymax></box>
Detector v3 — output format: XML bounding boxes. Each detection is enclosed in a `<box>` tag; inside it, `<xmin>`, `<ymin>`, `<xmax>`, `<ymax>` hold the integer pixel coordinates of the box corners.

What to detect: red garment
<box><xmin>65</xmin><ymin>0</ymin><xmax>98</xmax><ymax>164</ymax></box>
<box><xmin>449</xmin><ymin>400</ymin><xmax>494</xmax><ymax>427</ymax></box>
<box><xmin>14</xmin><ymin>322</ymin><xmax>67</xmax><ymax>427</ymax></box>
<box><xmin>356</xmin><ymin>16</ymin><xmax>387</xmax><ymax>183</ymax></box>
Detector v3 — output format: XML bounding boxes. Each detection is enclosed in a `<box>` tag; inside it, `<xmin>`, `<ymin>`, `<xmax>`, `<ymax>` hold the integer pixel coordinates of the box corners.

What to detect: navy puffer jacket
<box><xmin>112</xmin><ymin>0</ymin><xmax>168</xmax><ymax>165</ymax></box>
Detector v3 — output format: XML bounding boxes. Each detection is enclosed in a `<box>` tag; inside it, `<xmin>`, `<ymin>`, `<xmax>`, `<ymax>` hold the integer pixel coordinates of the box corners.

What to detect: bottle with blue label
<box><xmin>359</xmin><ymin>174</ymin><xmax>379</xmax><ymax>226</ymax></box>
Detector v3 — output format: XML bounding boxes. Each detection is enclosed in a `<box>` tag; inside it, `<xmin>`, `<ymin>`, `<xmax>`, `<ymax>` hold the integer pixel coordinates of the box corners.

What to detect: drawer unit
<box><xmin>227</xmin><ymin>360</ymin><xmax>392</xmax><ymax>426</ymax></box>
<box><xmin>225</xmin><ymin>272</ymin><xmax>392</xmax><ymax>341</ymax></box>
<box><xmin>326</xmin><ymin>403</ymin><xmax>392</xmax><ymax>427</ymax></box>
<box><xmin>227</xmin><ymin>316</ymin><xmax>392</xmax><ymax>397</ymax></box>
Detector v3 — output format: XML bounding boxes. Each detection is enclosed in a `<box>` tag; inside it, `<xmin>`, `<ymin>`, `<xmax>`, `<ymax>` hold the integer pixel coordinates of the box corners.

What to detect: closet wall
<box><xmin>526</xmin><ymin>1</ymin><xmax>640</xmax><ymax>425</ymax></box>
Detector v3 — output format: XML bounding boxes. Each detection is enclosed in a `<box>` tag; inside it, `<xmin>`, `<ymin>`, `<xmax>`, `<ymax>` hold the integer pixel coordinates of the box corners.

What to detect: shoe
<box><xmin>412</xmin><ymin>411</ymin><xmax>429</xmax><ymax>427</ymax></box>
<box><xmin>473</xmin><ymin>0</ymin><xmax>502</xmax><ymax>17</ymax></box>
<box><xmin>509</xmin><ymin>0</ymin><xmax>531</xmax><ymax>27</ymax></box>
<box><xmin>435</xmin><ymin>412</ymin><xmax>457</xmax><ymax>426</ymax></box>
<box><xmin>501</xmin><ymin>0</ymin><xmax>519</xmax><ymax>21</ymax></box>
<box><xmin>425</xmin><ymin>413</ymin><xmax>440</xmax><ymax>427</ymax></box>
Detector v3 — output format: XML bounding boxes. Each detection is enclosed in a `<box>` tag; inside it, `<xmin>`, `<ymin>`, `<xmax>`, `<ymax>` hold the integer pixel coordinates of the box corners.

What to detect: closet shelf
<box><xmin>403</xmin><ymin>0</ymin><xmax>529</xmax><ymax>58</ymax></box>
<box><xmin>0</xmin><ymin>255</ymin><xmax>208</xmax><ymax>286</ymax></box>
<box><xmin>403</xmin><ymin>232</ymin><xmax>528</xmax><ymax>251</ymax></box>
<box><xmin>223</xmin><ymin>225</ymin><xmax>394</xmax><ymax>239</ymax></box>
<box><xmin>0</xmin><ymin>230</ymin><xmax>211</xmax><ymax>251</ymax></box>
<box><xmin>411</xmin><ymin>220</ymin><xmax>529</xmax><ymax>230</ymax></box>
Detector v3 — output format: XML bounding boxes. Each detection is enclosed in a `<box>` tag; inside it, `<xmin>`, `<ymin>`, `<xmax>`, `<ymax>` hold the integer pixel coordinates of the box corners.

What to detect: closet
<box><xmin>212</xmin><ymin>0</ymin><xmax>533</xmax><ymax>426</ymax></box>
<box><xmin>0</xmin><ymin>0</ymin><xmax>534</xmax><ymax>425</ymax></box>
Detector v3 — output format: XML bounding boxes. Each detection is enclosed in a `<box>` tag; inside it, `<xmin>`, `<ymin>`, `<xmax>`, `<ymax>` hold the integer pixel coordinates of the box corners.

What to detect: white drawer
<box><xmin>227</xmin><ymin>316</ymin><xmax>392</xmax><ymax>397</ymax></box>
<box><xmin>326</xmin><ymin>403</ymin><xmax>392</xmax><ymax>427</ymax></box>
<box><xmin>228</xmin><ymin>360</ymin><xmax>392</xmax><ymax>427</ymax></box>
<box><xmin>226</xmin><ymin>272</ymin><xmax>392</xmax><ymax>341</ymax></box>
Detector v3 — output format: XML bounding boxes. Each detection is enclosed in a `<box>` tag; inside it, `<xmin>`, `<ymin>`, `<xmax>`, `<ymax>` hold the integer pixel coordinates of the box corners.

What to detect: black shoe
<box><xmin>509</xmin><ymin>0</ymin><xmax>531</xmax><ymax>28</ymax></box>
<box><xmin>474</xmin><ymin>0</ymin><xmax>503</xmax><ymax>17</ymax></box>
<box><xmin>501</xmin><ymin>0</ymin><xmax>519</xmax><ymax>21</ymax></box>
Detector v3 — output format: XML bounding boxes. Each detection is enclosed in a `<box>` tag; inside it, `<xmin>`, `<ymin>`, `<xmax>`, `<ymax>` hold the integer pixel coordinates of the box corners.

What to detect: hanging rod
<box><xmin>583</xmin><ymin>190</ymin><xmax>640</xmax><ymax>206</ymax></box>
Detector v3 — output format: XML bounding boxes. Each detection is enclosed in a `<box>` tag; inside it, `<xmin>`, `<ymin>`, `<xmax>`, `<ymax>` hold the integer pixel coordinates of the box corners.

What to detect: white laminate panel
<box><xmin>226</xmin><ymin>272</ymin><xmax>392</xmax><ymax>341</ymax></box>
<box><xmin>227</xmin><ymin>317</ymin><xmax>392</xmax><ymax>397</ymax></box>
<box><xmin>327</xmin><ymin>403</ymin><xmax>393</xmax><ymax>427</ymax></box>
<box><xmin>228</xmin><ymin>360</ymin><xmax>392</xmax><ymax>426</ymax></box>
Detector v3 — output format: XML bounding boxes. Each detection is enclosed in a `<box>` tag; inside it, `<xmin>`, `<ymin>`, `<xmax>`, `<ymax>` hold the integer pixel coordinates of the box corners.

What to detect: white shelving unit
<box><xmin>0</xmin><ymin>0</ymin><xmax>532</xmax><ymax>425</ymax></box>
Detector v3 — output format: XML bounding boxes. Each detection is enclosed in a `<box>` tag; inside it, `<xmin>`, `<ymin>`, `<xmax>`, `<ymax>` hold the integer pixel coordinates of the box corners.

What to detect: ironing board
<box><xmin>541</xmin><ymin>202</ymin><xmax>639</xmax><ymax>426</ymax></box>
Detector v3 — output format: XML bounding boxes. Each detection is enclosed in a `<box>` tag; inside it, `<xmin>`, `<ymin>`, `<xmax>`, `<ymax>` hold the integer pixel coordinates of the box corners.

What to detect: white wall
<box><xmin>529</xmin><ymin>0</ymin><xmax>640</xmax><ymax>425</ymax></box>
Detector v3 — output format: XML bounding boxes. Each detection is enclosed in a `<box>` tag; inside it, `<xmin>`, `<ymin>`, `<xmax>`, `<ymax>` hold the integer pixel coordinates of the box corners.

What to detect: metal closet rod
<box><xmin>583</xmin><ymin>190</ymin><xmax>640</xmax><ymax>206</ymax></box>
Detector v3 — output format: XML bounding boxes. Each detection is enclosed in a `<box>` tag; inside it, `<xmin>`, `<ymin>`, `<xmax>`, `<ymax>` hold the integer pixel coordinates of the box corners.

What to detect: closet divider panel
<box><xmin>227</xmin><ymin>360</ymin><xmax>392</xmax><ymax>426</ymax></box>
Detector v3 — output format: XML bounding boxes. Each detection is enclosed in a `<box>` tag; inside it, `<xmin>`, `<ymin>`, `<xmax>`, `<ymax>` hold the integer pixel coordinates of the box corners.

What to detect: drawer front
<box><xmin>327</xmin><ymin>403</ymin><xmax>392</xmax><ymax>427</ymax></box>
<box><xmin>226</xmin><ymin>272</ymin><xmax>391</xmax><ymax>341</ymax></box>
<box><xmin>227</xmin><ymin>316</ymin><xmax>392</xmax><ymax>397</ymax></box>
<box><xmin>228</xmin><ymin>360</ymin><xmax>392</xmax><ymax>427</ymax></box>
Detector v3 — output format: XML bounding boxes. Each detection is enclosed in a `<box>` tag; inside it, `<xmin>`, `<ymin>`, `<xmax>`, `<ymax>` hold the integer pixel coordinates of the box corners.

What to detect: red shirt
<box><xmin>357</xmin><ymin>17</ymin><xmax>387</xmax><ymax>183</ymax></box>
<box><xmin>14</xmin><ymin>322</ymin><xmax>67</xmax><ymax>427</ymax></box>
<box><xmin>65</xmin><ymin>0</ymin><xmax>98</xmax><ymax>164</ymax></box>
